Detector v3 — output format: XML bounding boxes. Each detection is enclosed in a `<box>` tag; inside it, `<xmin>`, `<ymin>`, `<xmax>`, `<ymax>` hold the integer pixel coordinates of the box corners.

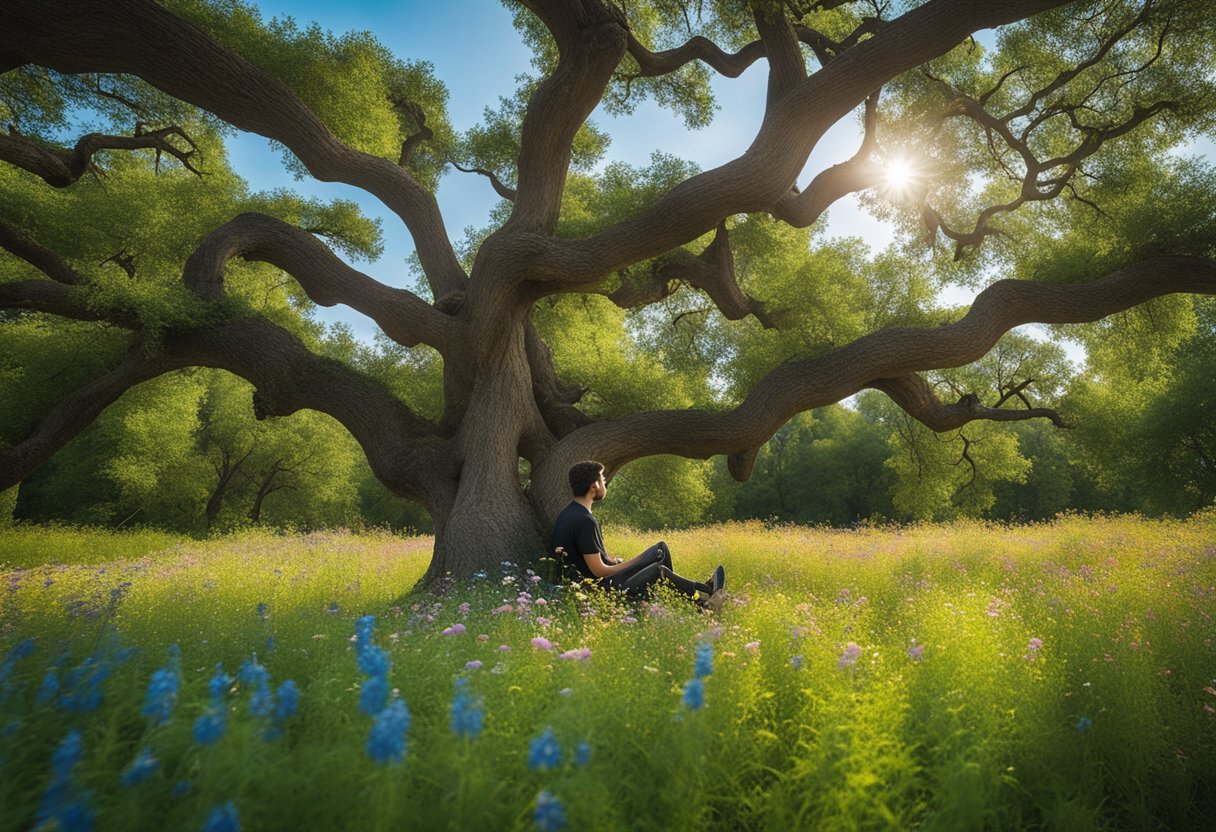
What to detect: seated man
<box><xmin>552</xmin><ymin>460</ymin><xmax>725</xmax><ymax>609</ymax></box>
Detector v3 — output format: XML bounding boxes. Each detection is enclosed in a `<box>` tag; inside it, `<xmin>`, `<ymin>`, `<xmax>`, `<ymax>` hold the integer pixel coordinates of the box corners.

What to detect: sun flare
<box><xmin>881</xmin><ymin>156</ymin><xmax>922</xmax><ymax>202</ymax></box>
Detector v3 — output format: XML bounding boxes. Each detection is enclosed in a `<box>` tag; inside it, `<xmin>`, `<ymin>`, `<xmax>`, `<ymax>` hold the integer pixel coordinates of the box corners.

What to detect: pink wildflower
<box><xmin>1026</xmin><ymin>637</ymin><xmax>1043</xmax><ymax>658</ymax></box>
<box><xmin>558</xmin><ymin>647</ymin><xmax>592</xmax><ymax>662</ymax></box>
<box><xmin>536</xmin><ymin>616</ymin><xmax>552</xmax><ymax>627</ymax></box>
<box><xmin>743</xmin><ymin>641</ymin><xmax>760</xmax><ymax>653</ymax></box>
<box><xmin>531</xmin><ymin>637</ymin><xmax>553</xmax><ymax>651</ymax></box>
<box><xmin>441</xmin><ymin>623</ymin><xmax>467</xmax><ymax>636</ymax></box>
<box><xmin>492</xmin><ymin>604</ymin><xmax>514</xmax><ymax>615</ymax></box>
<box><xmin>908</xmin><ymin>645</ymin><xmax>925</xmax><ymax>660</ymax></box>
<box><xmin>465</xmin><ymin>660</ymin><xmax>483</xmax><ymax>670</ymax></box>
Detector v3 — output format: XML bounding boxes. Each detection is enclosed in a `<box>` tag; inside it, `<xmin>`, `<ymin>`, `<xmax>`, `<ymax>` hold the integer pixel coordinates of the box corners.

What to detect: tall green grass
<box><xmin>1</xmin><ymin>515</ymin><xmax>1214</xmax><ymax>830</ymax></box>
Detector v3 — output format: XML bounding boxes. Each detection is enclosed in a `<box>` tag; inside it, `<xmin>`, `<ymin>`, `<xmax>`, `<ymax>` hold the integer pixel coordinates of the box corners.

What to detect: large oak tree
<box><xmin>1</xmin><ymin>0</ymin><xmax>1214</xmax><ymax>585</ymax></box>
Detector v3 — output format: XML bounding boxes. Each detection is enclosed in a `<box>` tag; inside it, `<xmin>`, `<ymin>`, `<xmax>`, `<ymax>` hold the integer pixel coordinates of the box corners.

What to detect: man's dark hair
<box><xmin>568</xmin><ymin>461</ymin><xmax>604</xmax><ymax>496</ymax></box>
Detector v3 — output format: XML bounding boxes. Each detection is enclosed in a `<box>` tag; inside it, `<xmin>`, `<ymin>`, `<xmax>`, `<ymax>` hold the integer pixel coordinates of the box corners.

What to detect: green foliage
<box><xmin>164</xmin><ymin>0</ymin><xmax>456</xmax><ymax>188</ymax></box>
<box><xmin>595</xmin><ymin>456</ymin><xmax>714</xmax><ymax>530</ymax></box>
<box><xmin>532</xmin><ymin>293</ymin><xmax>700</xmax><ymax>417</ymax></box>
<box><xmin>13</xmin><ymin>367</ymin><xmax>368</xmax><ymax>533</ymax></box>
<box><xmin>730</xmin><ymin>407</ymin><xmax>895</xmax><ymax>526</ymax></box>
<box><xmin>862</xmin><ymin>391</ymin><xmax>1033</xmax><ymax>522</ymax></box>
<box><xmin>2</xmin><ymin>516</ymin><xmax>1214</xmax><ymax>828</ymax></box>
<box><xmin>1064</xmin><ymin>298</ymin><xmax>1216</xmax><ymax>515</ymax></box>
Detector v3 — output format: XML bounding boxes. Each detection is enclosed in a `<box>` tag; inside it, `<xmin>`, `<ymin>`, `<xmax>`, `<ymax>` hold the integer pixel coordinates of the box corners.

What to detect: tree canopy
<box><xmin>0</xmin><ymin>0</ymin><xmax>1214</xmax><ymax>583</ymax></box>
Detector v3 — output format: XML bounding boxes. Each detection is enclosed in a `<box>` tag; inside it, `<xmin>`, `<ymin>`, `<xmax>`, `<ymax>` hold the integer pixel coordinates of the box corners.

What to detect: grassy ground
<box><xmin>1</xmin><ymin>515</ymin><xmax>1214</xmax><ymax>831</ymax></box>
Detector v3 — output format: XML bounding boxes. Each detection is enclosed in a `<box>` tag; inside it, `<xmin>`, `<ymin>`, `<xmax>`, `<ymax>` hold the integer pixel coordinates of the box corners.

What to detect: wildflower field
<box><xmin>1</xmin><ymin>515</ymin><xmax>1215</xmax><ymax>831</ymax></box>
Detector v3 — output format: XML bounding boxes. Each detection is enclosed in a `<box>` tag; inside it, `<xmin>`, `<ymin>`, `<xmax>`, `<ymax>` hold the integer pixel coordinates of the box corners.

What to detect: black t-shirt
<box><xmin>551</xmin><ymin>501</ymin><xmax>605</xmax><ymax>581</ymax></box>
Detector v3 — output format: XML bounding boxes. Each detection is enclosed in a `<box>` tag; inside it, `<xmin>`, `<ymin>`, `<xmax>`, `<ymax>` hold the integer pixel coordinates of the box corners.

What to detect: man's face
<box><xmin>591</xmin><ymin>472</ymin><xmax>607</xmax><ymax>502</ymax></box>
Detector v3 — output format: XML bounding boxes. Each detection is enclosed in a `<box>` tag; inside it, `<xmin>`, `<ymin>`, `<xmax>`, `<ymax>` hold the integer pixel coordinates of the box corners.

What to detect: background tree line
<box><xmin>5</xmin><ymin>293</ymin><xmax>1211</xmax><ymax>533</ymax></box>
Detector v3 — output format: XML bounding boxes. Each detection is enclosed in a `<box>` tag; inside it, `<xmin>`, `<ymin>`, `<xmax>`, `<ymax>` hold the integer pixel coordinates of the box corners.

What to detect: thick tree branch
<box><xmin>0</xmin><ymin>124</ymin><xmax>201</xmax><ymax>187</ymax></box>
<box><xmin>624</xmin><ymin>31</ymin><xmax>766</xmax><ymax>78</ymax></box>
<box><xmin>0</xmin><ymin>342</ymin><xmax>174</xmax><ymax>491</ymax></box>
<box><xmin>752</xmin><ymin>0</ymin><xmax>807</xmax><ymax>107</ymax></box>
<box><xmin>512</xmin><ymin>0</ymin><xmax>1073</xmax><ymax>290</ymax></box>
<box><xmin>0</xmin><ymin>279</ymin><xmax>140</xmax><ymax>327</ymax></box>
<box><xmin>506</xmin><ymin>0</ymin><xmax>628</xmax><ymax>234</ymax></box>
<box><xmin>0</xmin><ymin>219</ymin><xmax>85</xmax><ymax>284</ymax></box>
<box><xmin>611</xmin><ymin>222</ymin><xmax>781</xmax><ymax>328</ymax></box>
<box><xmin>0</xmin><ymin>315</ymin><xmax>448</xmax><ymax>502</ymax></box>
<box><xmin>869</xmin><ymin>373</ymin><xmax>1068</xmax><ymax>430</ymax></box>
<box><xmin>770</xmin><ymin>90</ymin><xmax>882</xmax><ymax>227</ymax></box>
<box><xmin>183</xmin><ymin>213</ymin><xmax>457</xmax><ymax>352</ymax></box>
<box><xmin>531</xmin><ymin>255</ymin><xmax>1216</xmax><ymax>514</ymax></box>
<box><xmin>524</xmin><ymin>321</ymin><xmax>591</xmax><ymax>446</ymax></box>
<box><xmin>0</xmin><ymin>0</ymin><xmax>468</xmax><ymax>299</ymax></box>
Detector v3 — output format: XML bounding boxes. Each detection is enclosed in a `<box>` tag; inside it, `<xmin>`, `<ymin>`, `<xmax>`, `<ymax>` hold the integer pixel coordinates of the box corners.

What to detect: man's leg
<box><xmin>638</xmin><ymin>540</ymin><xmax>722</xmax><ymax>596</ymax></box>
<box><xmin>611</xmin><ymin>561</ymin><xmax>708</xmax><ymax>599</ymax></box>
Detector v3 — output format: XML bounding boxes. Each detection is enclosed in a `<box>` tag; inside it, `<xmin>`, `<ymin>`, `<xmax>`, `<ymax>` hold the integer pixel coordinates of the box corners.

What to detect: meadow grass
<box><xmin>1</xmin><ymin>514</ymin><xmax>1214</xmax><ymax>831</ymax></box>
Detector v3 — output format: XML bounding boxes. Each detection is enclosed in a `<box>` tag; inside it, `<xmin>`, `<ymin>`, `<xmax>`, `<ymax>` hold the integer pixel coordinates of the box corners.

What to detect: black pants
<box><xmin>599</xmin><ymin>541</ymin><xmax>707</xmax><ymax>599</ymax></box>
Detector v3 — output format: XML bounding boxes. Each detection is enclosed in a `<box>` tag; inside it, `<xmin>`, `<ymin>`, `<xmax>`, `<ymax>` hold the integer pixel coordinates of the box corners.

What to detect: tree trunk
<box><xmin>205</xmin><ymin>447</ymin><xmax>250</xmax><ymax>529</ymax></box>
<box><xmin>416</xmin><ymin>304</ymin><xmax>553</xmax><ymax>587</ymax></box>
<box><xmin>249</xmin><ymin>458</ymin><xmax>287</xmax><ymax>523</ymax></box>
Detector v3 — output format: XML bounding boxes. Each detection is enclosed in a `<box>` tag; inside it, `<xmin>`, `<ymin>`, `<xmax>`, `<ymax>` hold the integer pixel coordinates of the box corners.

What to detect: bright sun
<box><xmin>881</xmin><ymin>156</ymin><xmax>921</xmax><ymax>202</ymax></box>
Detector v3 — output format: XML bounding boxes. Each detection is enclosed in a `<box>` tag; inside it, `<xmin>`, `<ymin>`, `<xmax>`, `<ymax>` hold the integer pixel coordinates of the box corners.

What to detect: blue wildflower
<box><xmin>533</xmin><ymin>789</ymin><xmax>567</xmax><ymax>832</ymax></box>
<box><xmin>0</xmin><ymin>636</ymin><xmax>36</xmax><ymax>687</ymax></box>
<box><xmin>237</xmin><ymin>656</ymin><xmax>269</xmax><ymax>688</ymax></box>
<box><xmin>249</xmin><ymin>684</ymin><xmax>275</xmax><ymax>719</ymax></box>
<box><xmin>450</xmin><ymin>679</ymin><xmax>484</xmax><ymax>738</ymax></box>
<box><xmin>357</xmin><ymin>644</ymin><xmax>390</xmax><ymax>677</ymax></box>
<box><xmin>694</xmin><ymin>642</ymin><xmax>713</xmax><ymax>679</ymax></box>
<box><xmin>257</xmin><ymin>603</ymin><xmax>269</xmax><ymax>621</ymax></box>
<box><xmin>172</xmin><ymin>780</ymin><xmax>193</xmax><ymax>798</ymax></box>
<box><xmin>50</xmin><ymin>728</ymin><xmax>84</xmax><ymax>778</ymax></box>
<box><xmin>366</xmin><ymin>698</ymin><xmax>410</xmax><ymax>764</ymax></box>
<box><xmin>208</xmin><ymin>664</ymin><xmax>233</xmax><ymax>702</ymax></box>
<box><xmin>274</xmin><ymin>680</ymin><xmax>299</xmax><ymax>720</ymax></box>
<box><xmin>359</xmin><ymin>673</ymin><xmax>390</xmax><ymax>717</ymax></box>
<box><xmin>682</xmin><ymin>678</ymin><xmax>705</xmax><ymax>710</ymax></box>
<box><xmin>193</xmin><ymin>707</ymin><xmax>226</xmax><ymax>746</ymax></box>
<box><xmin>237</xmin><ymin>655</ymin><xmax>274</xmax><ymax>719</ymax></box>
<box><xmin>575</xmin><ymin>741</ymin><xmax>592</xmax><ymax>767</ymax></box>
<box><xmin>265</xmin><ymin>679</ymin><xmax>299</xmax><ymax>740</ymax></box>
<box><xmin>37</xmin><ymin>668</ymin><xmax>60</xmax><ymax>705</ymax></box>
<box><xmin>528</xmin><ymin>726</ymin><xmax>561</xmax><ymax>770</ymax></box>
<box><xmin>120</xmin><ymin>747</ymin><xmax>159</xmax><ymax>787</ymax></box>
<box><xmin>265</xmin><ymin>637</ymin><xmax>276</xmax><ymax>653</ymax></box>
<box><xmin>142</xmin><ymin>666</ymin><xmax>180</xmax><ymax>726</ymax></box>
<box><xmin>59</xmin><ymin>655</ymin><xmax>110</xmax><ymax>712</ymax></box>
<box><xmin>790</xmin><ymin>654</ymin><xmax>804</xmax><ymax>670</ymax></box>
<box><xmin>326</xmin><ymin>601</ymin><xmax>340</xmax><ymax>614</ymax></box>
<box><xmin>354</xmin><ymin>614</ymin><xmax>375</xmax><ymax>649</ymax></box>
<box><xmin>202</xmin><ymin>800</ymin><xmax>240</xmax><ymax>832</ymax></box>
<box><xmin>1077</xmin><ymin>716</ymin><xmax>1093</xmax><ymax>733</ymax></box>
<box><xmin>36</xmin><ymin>730</ymin><xmax>94</xmax><ymax>832</ymax></box>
